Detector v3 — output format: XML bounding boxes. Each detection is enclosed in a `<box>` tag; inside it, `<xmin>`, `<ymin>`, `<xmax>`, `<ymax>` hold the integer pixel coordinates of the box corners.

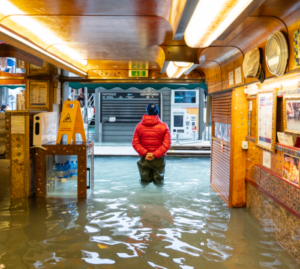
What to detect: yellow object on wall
<box><xmin>56</xmin><ymin>100</ymin><xmax>86</xmax><ymax>144</ymax></box>
<box><xmin>186</xmin><ymin>108</ymin><xmax>199</xmax><ymax>134</ymax></box>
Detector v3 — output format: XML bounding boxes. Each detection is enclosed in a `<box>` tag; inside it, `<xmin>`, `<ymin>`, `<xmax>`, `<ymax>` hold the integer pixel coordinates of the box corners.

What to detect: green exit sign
<box><xmin>129</xmin><ymin>70</ymin><xmax>148</xmax><ymax>77</ymax></box>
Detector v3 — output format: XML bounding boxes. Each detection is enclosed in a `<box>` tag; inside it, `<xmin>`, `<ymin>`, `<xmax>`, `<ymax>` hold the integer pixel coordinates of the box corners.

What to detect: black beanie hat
<box><xmin>146</xmin><ymin>103</ymin><xmax>159</xmax><ymax>116</ymax></box>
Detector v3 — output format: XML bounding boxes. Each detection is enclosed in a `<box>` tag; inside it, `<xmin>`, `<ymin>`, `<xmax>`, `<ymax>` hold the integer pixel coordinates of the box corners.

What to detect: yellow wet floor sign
<box><xmin>56</xmin><ymin>100</ymin><xmax>86</xmax><ymax>144</ymax></box>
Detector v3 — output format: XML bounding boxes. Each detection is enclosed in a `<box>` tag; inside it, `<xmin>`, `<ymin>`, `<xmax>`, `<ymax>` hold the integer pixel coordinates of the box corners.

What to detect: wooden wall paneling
<box><xmin>7</xmin><ymin>111</ymin><xmax>33</xmax><ymax>199</ymax></box>
<box><xmin>199</xmin><ymin>61</ymin><xmax>222</xmax><ymax>94</ymax></box>
<box><xmin>271</xmin><ymin>150</ymin><xmax>283</xmax><ymax>176</ymax></box>
<box><xmin>220</xmin><ymin>50</ymin><xmax>244</xmax><ymax>90</ymax></box>
<box><xmin>198</xmin><ymin>47</ymin><xmax>244</xmax><ymax>93</ymax></box>
<box><xmin>246</xmin><ymin>141</ymin><xmax>254</xmax><ymax>180</ymax></box>
<box><xmin>250</xmin><ymin>98</ymin><xmax>257</xmax><ymax>136</ymax></box>
<box><xmin>246</xmin><ymin>140</ymin><xmax>262</xmax><ymax>179</ymax></box>
<box><xmin>231</xmin><ymin>87</ymin><xmax>248</xmax><ymax>207</ymax></box>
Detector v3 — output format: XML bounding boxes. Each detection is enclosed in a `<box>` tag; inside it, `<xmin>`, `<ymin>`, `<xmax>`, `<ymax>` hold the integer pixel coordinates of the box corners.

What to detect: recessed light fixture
<box><xmin>166</xmin><ymin>62</ymin><xmax>193</xmax><ymax>78</ymax></box>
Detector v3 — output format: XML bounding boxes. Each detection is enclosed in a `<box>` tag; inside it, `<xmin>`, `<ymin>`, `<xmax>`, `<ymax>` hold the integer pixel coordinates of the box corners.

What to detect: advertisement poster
<box><xmin>257</xmin><ymin>92</ymin><xmax>273</xmax><ymax>150</ymax></box>
<box><xmin>283</xmin><ymin>154</ymin><xmax>300</xmax><ymax>185</ymax></box>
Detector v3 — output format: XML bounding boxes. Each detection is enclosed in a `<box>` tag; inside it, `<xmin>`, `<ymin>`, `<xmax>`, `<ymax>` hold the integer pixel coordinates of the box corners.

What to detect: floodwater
<box><xmin>0</xmin><ymin>157</ymin><xmax>298</xmax><ymax>269</ymax></box>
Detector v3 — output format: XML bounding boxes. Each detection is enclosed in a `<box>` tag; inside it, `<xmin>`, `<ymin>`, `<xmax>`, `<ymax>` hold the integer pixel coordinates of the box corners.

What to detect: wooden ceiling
<box><xmin>0</xmin><ymin>0</ymin><xmax>174</xmax><ymax>75</ymax></box>
<box><xmin>0</xmin><ymin>0</ymin><xmax>300</xmax><ymax>81</ymax></box>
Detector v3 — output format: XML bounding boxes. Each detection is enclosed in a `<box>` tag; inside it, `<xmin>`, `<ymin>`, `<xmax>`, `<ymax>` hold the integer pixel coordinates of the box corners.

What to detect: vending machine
<box><xmin>171</xmin><ymin>89</ymin><xmax>199</xmax><ymax>140</ymax></box>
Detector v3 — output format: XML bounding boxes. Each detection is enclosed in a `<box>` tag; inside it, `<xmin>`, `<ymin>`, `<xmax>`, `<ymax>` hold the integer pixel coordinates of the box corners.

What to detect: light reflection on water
<box><xmin>0</xmin><ymin>157</ymin><xmax>298</xmax><ymax>269</ymax></box>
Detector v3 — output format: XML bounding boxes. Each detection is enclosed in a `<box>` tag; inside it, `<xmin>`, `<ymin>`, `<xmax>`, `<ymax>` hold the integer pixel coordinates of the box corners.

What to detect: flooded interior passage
<box><xmin>0</xmin><ymin>157</ymin><xmax>298</xmax><ymax>269</ymax></box>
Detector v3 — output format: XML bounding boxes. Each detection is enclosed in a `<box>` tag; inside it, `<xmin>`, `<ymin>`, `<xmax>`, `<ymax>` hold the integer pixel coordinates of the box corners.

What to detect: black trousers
<box><xmin>137</xmin><ymin>156</ymin><xmax>166</xmax><ymax>183</ymax></box>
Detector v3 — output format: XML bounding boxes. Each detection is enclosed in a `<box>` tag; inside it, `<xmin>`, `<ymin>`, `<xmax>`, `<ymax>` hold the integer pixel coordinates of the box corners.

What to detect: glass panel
<box><xmin>174</xmin><ymin>91</ymin><xmax>196</xmax><ymax>103</ymax></box>
<box><xmin>45</xmin><ymin>155</ymin><xmax>78</xmax><ymax>198</ymax></box>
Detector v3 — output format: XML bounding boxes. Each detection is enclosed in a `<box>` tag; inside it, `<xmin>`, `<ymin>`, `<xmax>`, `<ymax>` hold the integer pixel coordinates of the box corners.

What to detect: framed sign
<box><xmin>256</xmin><ymin>89</ymin><xmax>277</xmax><ymax>152</ymax></box>
<box><xmin>283</xmin><ymin>96</ymin><xmax>300</xmax><ymax>134</ymax></box>
<box><xmin>26</xmin><ymin>80</ymin><xmax>50</xmax><ymax>110</ymax></box>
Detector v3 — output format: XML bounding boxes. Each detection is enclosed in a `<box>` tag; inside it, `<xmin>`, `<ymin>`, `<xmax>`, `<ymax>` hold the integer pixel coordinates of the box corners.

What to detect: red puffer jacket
<box><xmin>132</xmin><ymin>115</ymin><xmax>171</xmax><ymax>158</ymax></box>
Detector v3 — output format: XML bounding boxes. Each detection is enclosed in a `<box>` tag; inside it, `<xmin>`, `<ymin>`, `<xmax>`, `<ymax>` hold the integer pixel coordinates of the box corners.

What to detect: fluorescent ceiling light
<box><xmin>166</xmin><ymin>62</ymin><xmax>193</xmax><ymax>78</ymax></box>
<box><xmin>185</xmin><ymin>0</ymin><xmax>253</xmax><ymax>48</ymax></box>
<box><xmin>1</xmin><ymin>0</ymin><xmax>87</xmax><ymax>66</ymax></box>
<box><xmin>0</xmin><ymin>26</ymin><xmax>86</xmax><ymax>76</ymax></box>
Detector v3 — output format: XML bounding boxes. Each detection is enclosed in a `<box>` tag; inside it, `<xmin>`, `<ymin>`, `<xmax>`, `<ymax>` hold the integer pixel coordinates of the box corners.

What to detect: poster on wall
<box><xmin>283</xmin><ymin>154</ymin><xmax>300</xmax><ymax>186</ymax></box>
<box><xmin>262</xmin><ymin>150</ymin><xmax>271</xmax><ymax>169</ymax></box>
<box><xmin>235</xmin><ymin>67</ymin><xmax>242</xmax><ymax>84</ymax></box>
<box><xmin>214</xmin><ymin>122</ymin><xmax>231</xmax><ymax>142</ymax></box>
<box><xmin>256</xmin><ymin>89</ymin><xmax>277</xmax><ymax>152</ymax></box>
<box><xmin>283</xmin><ymin>96</ymin><xmax>300</xmax><ymax>134</ymax></box>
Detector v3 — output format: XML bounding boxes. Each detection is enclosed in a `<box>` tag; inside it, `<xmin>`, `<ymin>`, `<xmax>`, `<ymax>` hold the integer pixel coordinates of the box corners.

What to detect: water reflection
<box><xmin>0</xmin><ymin>157</ymin><xmax>298</xmax><ymax>268</ymax></box>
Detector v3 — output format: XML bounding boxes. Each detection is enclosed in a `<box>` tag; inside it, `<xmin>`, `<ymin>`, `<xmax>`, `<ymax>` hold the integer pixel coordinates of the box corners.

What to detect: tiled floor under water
<box><xmin>0</xmin><ymin>157</ymin><xmax>299</xmax><ymax>268</ymax></box>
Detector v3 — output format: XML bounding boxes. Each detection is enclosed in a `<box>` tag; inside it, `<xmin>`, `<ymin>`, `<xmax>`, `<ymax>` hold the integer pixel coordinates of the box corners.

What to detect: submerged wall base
<box><xmin>246</xmin><ymin>182</ymin><xmax>300</xmax><ymax>264</ymax></box>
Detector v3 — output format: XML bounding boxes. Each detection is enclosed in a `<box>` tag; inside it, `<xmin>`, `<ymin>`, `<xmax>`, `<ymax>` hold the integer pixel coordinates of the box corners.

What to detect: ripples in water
<box><xmin>0</xmin><ymin>157</ymin><xmax>298</xmax><ymax>268</ymax></box>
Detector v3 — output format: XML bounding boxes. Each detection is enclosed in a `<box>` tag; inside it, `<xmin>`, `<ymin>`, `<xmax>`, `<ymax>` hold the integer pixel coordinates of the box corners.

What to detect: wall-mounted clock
<box><xmin>265</xmin><ymin>31</ymin><xmax>288</xmax><ymax>77</ymax></box>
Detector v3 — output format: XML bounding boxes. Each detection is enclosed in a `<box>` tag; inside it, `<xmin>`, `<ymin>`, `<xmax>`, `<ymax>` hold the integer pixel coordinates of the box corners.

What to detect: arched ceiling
<box><xmin>1</xmin><ymin>0</ymin><xmax>300</xmax><ymax>82</ymax></box>
<box><xmin>0</xmin><ymin>0</ymin><xmax>174</xmax><ymax>75</ymax></box>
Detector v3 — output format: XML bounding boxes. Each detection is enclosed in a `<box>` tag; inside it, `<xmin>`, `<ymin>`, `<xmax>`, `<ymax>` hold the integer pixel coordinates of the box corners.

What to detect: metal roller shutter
<box><xmin>100</xmin><ymin>92</ymin><xmax>162</xmax><ymax>142</ymax></box>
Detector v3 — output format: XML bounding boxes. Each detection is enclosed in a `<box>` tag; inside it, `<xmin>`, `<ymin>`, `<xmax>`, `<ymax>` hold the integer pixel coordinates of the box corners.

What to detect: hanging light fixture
<box><xmin>184</xmin><ymin>0</ymin><xmax>253</xmax><ymax>48</ymax></box>
<box><xmin>166</xmin><ymin>61</ymin><xmax>193</xmax><ymax>78</ymax></box>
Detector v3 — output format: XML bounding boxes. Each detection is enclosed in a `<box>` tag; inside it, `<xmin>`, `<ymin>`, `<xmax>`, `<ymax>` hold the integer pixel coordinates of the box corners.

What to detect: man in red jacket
<box><xmin>132</xmin><ymin>103</ymin><xmax>171</xmax><ymax>183</ymax></box>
